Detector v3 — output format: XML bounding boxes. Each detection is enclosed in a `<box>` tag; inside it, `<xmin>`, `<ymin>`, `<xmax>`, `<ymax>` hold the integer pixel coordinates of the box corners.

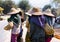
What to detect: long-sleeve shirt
<box><xmin>44</xmin><ymin>15</ymin><xmax>54</xmax><ymax>26</ymax></box>
<box><xmin>8</xmin><ymin>14</ymin><xmax>21</xmax><ymax>26</ymax></box>
<box><xmin>29</xmin><ymin>15</ymin><xmax>45</xmax><ymax>28</ymax></box>
<box><xmin>8</xmin><ymin>14</ymin><xmax>21</xmax><ymax>34</ymax></box>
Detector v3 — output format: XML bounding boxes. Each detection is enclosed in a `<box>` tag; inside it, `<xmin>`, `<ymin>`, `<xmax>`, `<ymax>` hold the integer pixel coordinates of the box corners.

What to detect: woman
<box><xmin>43</xmin><ymin>8</ymin><xmax>55</xmax><ymax>42</ymax></box>
<box><xmin>26</xmin><ymin>7</ymin><xmax>45</xmax><ymax>42</ymax></box>
<box><xmin>7</xmin><ymin>8</ymin><xmax>22</xmax><ymax>42</ymax></box>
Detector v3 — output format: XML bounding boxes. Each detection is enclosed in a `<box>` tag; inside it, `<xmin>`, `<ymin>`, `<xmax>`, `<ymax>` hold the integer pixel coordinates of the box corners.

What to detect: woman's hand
<box><xmin>9</xmin><ymin>21</ymin><xmax>13</xmax><ymax>27</ymax></box>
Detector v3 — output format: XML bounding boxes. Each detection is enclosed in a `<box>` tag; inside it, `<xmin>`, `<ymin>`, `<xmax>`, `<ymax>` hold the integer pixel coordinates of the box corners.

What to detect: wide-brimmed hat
<box><xmin>25</xmin><ymin>7</ymin><xmax>43</xmax><ymax>16</ymax></box>
<box><xmin>8</xmin><ymin>8</ymin><xmax>22</xmax><ymax>15</ymax></box>
<box><xmin>43</xmin><ymin>9</ymin><xmax>55</xmax><ymax>17</ymax></box>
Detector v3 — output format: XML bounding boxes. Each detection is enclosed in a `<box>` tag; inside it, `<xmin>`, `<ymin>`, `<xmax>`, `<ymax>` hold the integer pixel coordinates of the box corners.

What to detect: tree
<box><xmin>0</xmin><ymin>0</ymin><xmax>3</xmax><ymax>7</ymax></box>
<box><xmin>18</xmin><ymin>0</ymin><xmax>31</xmax><ymax>12</ymax></box>
<box><xmin>0</xmin><ymin>0</ymin><xmax>17</xmax><ymax>14</ymax></box>
<box><xmin>53</xmin><ymin>0</ymin><xmax>60</xmax><ymax>16</ymax></box>
<box><xmin>56</xmin><ymin>8</ymin><xmax>60</xmax><ymax>16</ymax></box>
<box><xmin>18</xmin><ymin>0</ymin><xmax>31</xmax><ymax>20</ymax></box>
<box><xmin>54</xmin><ymin>0</ymin><xmax>60</xmax><ymax>3</ymax></box>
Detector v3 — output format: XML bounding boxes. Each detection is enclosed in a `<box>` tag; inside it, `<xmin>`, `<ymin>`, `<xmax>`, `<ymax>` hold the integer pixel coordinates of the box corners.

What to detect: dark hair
<box><xmin>18</xmin><ymin>12</ymin><xmax>22</xmax><ymax>16</ymax></box>
<box><xmin>42</xmin><ymin>5</ymin><xmax>51</xmax><ymax>11</ymax></box>
<box><xmin>51</xmin><ymin>8</ymin><xmax>57</xmax><ymax>17</ymax></box>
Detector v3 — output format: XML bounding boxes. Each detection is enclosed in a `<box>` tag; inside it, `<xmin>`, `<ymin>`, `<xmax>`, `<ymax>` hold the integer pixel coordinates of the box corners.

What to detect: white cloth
<box><xmin>11</xmin><ymin>15</ymin><xmax>21</xmax><ymax>34</ymax></box>
<box><xmin>12</xmin><ymin>24</ymin><xmax>21</xmax><ymax>34</ymax></box>
<box><xmin>0</xmin><ymin>20</ymin><xmax>11</xmax><ymax>42</ymax></box>
<box><xmin>22</xmin><ymin>21</ymin><xmax>28</xmax><ymax>42</ymax></box>
<box><xmin>51</xmin><ymin>37</ymin><xmax>60</xmax><ymax>42</ymax></box>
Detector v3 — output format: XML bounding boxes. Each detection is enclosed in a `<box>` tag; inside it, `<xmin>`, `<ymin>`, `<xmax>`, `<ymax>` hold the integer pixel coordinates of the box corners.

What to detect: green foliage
<box><xmin>54</xmin><ymin>0</ymin><xmax>60</xmax><ymax>3</ymax></box>
<box><xmin>0</xmin><ymin>0</ymin><xmax>3</xmax><ymax>6</ymax></box>
<box><xmin>18</xmin><ymin>0</ymin><xmax>31</xmax><ymax>12</ymax></box>
<box><xmin>0</xmin><ymin>0</ymin><xmax>17</xmax><ymax>14</ymax></box>
<box><xmin>53</xmin><ymin>0</ymin><xmax>60</xmax><ymax>16</ymax></box>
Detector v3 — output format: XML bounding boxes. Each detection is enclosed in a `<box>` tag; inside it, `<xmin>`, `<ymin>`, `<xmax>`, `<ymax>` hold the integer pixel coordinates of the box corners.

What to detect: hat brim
<box><xmin>7</xmin><ymin>11</ymin><xmax>19</xmax><ymax>15</ymax></box>
<box><xmin>32</xmin><ymin>12</ymin><xmax>43</xmax><ymax>15</ymax></box>
<box><xmin>7</xmin><ymin>8</ymin><xmax>22</xmax><ymax>15</ymax></box>
<box><xmin>25</xmin><ymin>13</ymin><xmax>32</xmax><ymax>16</ymax></box>
<box><xmin>43</xmin><ymin>12</ymin><xmax>55</xmax><ymax>17</ymax></box>
<box><xmin>25</xmin><ymin>12</ymin><xmax>43</xmax><ymax>16</ymax></box>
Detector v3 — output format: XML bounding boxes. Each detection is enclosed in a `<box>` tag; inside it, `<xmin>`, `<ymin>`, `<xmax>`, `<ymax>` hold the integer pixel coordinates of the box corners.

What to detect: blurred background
<box><xmin>0</xmin><ymin>0</ymin><xmax>60</xmax><ymax>16</ymax></box>
<box><xmin>0</xmin><ymin>0</ymin><xmax>60</xmax><ymax>42</ymax></box>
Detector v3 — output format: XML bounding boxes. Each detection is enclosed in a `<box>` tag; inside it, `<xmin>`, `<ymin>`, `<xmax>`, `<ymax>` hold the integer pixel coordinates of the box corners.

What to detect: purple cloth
<box><xmin>29</xmin><ymin>15</ymin><xmax>45</xmax><ymax>28</ymax></box>
<box><xmin>11</xmin><ymin>34</ymin><xmax>19</xmax><ymax>42</ymax></box>
<box><xmin>45</xmin><ymin>37</ymin><xmax>52</xmax><ymax>42</ymax></box>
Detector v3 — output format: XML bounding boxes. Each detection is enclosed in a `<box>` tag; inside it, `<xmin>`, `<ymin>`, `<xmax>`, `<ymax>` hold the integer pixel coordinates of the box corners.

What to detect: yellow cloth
<box><xmin>4</xmin><ymin>24</ymin><xmax>12</xmax><ymax>30</ymax></box>
<box><xmin>0</xmin><ymin>7</ymin><xmax>4</xmax><ymax>11</ymax></box>
<box><xmin>4</xmin><ymin>22</ymin><xmax>13</xmax><ymax>30</ymax></box>
<box><xmin>54</xmin><ymin>35</ymin><xmax>60</xmax><ymax>39</ymax></box>
<box><xmin>44</xmin><ymin>23</ymin><xmax>54</xmax><ymax>35</ymax></box>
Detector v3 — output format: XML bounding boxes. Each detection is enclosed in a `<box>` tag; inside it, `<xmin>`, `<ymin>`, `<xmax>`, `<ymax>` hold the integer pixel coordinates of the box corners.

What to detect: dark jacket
<box><xmin>8</xmin><ymin>14</ymin><xmax>21</xmax><ymax>26</ymax></box>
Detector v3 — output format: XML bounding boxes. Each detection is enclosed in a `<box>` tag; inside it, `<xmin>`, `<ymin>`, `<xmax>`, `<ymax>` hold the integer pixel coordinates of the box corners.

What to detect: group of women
<box><xmin>0</xmin><ymin>6</ymin><xmax>56</xmax><ymax>42</ymax></box>
<box><xmin>26</xmin><ymin>7</ymin><xmax>56</xmax><ymax>42</ymax></box>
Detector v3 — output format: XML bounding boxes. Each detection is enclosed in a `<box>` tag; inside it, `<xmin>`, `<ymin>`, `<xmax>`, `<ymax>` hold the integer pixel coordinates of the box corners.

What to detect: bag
<box><xmin>38</xmin><ymin>16</ymin><xmax>54</xmax><ymax>35</ymax></box>
<box><xmin>4</xmin><ymin>22</ymin><xmax>13</xmax><ymax>30</ymax></box>
<box><xmin>44</xmin><ymin>23</ymin><xmax>54</xmax><ymax>35</ymax></box>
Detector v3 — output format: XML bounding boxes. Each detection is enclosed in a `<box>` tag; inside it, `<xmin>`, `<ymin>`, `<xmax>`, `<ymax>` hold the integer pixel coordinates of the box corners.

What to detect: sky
<box><xmin>12</xmin><ymin>0</ymin><xmax>53</xmax><ymax>8</ymax></box>
<box><xmin>28</xmin><ymin>0</ymin><xmax>53</xmax><ymax>8</ymax></box>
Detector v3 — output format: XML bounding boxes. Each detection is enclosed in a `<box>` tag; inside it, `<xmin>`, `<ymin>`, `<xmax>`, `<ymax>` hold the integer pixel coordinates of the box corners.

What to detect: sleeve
<box><xmin>28</xmin><ymin>16</ymin><xmax>31</xmax><ymax>23</ymax></box>
<box><xmin>17</xmin><ymin>14</ymin><xmax>21</xmax><ymax>25</ymax></box>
